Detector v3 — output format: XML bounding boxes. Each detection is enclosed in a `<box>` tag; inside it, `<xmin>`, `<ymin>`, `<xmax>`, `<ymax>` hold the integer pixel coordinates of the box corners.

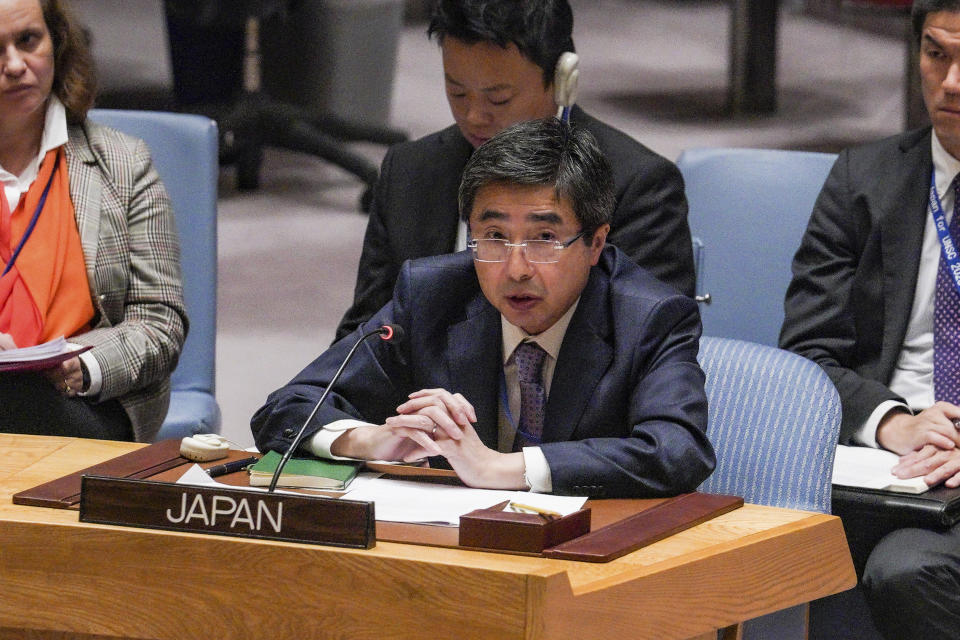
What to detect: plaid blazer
<box><xmin>64</xmin><ymin>121</ymin><xmax>188</xmax><ymax>441</ymax></box>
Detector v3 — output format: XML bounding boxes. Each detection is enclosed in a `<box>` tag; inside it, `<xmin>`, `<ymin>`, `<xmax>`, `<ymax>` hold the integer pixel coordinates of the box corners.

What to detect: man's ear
<box><xmin>589</xmin><ymin>224</ymin><xmax>610</xmax><ymax>265</ymax></box>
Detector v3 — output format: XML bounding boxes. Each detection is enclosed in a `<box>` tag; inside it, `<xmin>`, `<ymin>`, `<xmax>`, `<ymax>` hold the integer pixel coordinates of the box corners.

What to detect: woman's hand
<box><xmin>0</xmin><ymin>333</ymin><xmax>17</xmax><ymax>350</ymax></box>
<box><xmin>42</xmin><ymin>357</ymin><xmax>83</xmax><ymax>398</ymax></box>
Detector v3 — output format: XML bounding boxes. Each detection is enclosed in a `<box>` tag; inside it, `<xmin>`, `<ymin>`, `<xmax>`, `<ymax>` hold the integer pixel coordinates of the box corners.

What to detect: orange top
<box><xmin>0</xmin><ymin>147</ymin><xmax>94</xmax><ymax>347</ymax></box>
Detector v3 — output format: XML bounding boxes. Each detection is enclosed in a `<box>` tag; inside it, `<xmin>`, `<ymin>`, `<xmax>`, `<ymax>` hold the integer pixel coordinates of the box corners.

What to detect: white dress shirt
<box><xmin>856</xmin><ymin>131</ymin><xmax>960</xmax><ymax>446</ymax></box>
<box><xmin>0</xmin><ymin>97</ymin><xmax>103</xmax><ymax>395</ymax></box>
<box><xmin>496</xmin><ymin>300</ymin><xmax>578</xmax><ymax>492</ymax></box>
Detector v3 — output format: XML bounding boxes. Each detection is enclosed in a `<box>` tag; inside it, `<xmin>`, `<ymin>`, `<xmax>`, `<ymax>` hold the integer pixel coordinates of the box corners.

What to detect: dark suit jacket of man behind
<box><xmin>780</xmin><ymin>126</ymin><xmax>960</xmax><ymax>639</ymax></box>
<box><xmin>780</xmin><ymin>128</ymin><xmax>934</xmax><ymax>444</ymax></box>
<box><xmin>255</xmin><ymin>246</ymin><xmax>714</xmax><ymax>498</ymax></box>
<box><xmin>334</xmin><ymin>107</ymin><xmax>695</xmax><ymax>341</ymax></box>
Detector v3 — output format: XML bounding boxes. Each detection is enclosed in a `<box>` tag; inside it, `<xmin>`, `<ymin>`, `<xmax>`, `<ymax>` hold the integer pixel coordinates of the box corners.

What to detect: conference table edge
<box><xmin>0</xmin><ymin>435</ymin><xmax>856</xmax><ymax>640</ymax></box>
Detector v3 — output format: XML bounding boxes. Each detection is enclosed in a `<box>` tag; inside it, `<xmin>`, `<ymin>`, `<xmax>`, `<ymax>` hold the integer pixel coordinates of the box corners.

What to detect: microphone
<box><xmin>378</xmin><ymin>323</ymin><xmax>404</xmax><ymax>343</ymax></box>
<box><xmin>267</xmin><ymin>324</ymin><xmax>404</xmax><ymax>492</ymax></box>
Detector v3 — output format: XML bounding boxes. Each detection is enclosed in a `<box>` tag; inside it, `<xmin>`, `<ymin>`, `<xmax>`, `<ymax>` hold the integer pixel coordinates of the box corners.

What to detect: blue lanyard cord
<box><xmin>2</xmin><ymin>154</ymin><xmax>59</xmax><ymax>278</ymax></box>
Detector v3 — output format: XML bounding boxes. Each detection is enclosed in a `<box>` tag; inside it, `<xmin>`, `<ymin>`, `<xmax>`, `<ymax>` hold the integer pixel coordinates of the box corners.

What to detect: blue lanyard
<box><xmin>2</xmin><ymin>154</ymin><xmax>59</xmax><ymax>277</ymax></box>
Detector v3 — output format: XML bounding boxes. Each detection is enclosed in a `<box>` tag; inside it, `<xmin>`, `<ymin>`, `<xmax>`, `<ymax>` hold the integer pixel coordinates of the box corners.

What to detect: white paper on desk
<box><xmin>832</xmin><ymin>445</ymin><xmax>929</xmax><ymax>494</ymax></box>
<box><xmin>176</xmin><ymin>464</ymin><xmax>271</xmax><ymax>491</ymax></box>
<box><xmin>341</xmin><ymin>476</ymin><xmax>587</xmax><ymax>526</ymax></box>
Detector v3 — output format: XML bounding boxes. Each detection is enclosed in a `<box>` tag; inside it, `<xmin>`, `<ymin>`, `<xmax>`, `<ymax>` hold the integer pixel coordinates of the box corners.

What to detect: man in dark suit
<box><xmin>780</xmin><ymin>2</ymin><xmax>960</xmax><ymax>636</ymax></box>
<box><xmin>253</xmin><ymin>118</ymin><xmax>713</xmax><ymax>497</ymax></box>
<box><xmin>333</xmin><ymin>0</ymin><xmax>694</xmax><ymax>342</ymax></box>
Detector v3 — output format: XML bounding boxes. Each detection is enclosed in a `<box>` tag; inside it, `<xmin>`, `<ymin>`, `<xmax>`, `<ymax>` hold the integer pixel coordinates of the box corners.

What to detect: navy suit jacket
<box><xmin>780</xmin><ymin>128</ymin><xmax>933</xmax><ymax>443</ymax></box>
<box><xmin>334</xmin><ymin>107</ymin><xmax>695</xmax><ymax>341</ymax></box>
<box><xmin>253</xmin><ymin>246</ymin><xmax>714</xmax><ymax>498</ymax></box>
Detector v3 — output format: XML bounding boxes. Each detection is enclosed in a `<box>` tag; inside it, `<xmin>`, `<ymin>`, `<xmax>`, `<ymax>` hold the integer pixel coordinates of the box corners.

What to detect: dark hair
<box><xmin>458</xmin><ymin>118</ymin><xmax>614</xmax><ymax>240</ymax></box>
<box><xmin>41</xmin><ymin>0</ymin><xmax>97</xmax><ymax>124</ymax></box>
<box><xmin>912</xmin><ymin>0</ymin><xmax>960</xmax><ymax>44</ymax></box>
<box><xmin>428</xmin><ymin>0</ymin><xmax>575</xmax><ymax>87</ymax></box>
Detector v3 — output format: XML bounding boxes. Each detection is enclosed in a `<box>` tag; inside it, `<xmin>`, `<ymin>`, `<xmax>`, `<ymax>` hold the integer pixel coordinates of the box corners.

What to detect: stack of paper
<box><xmin>341</xmin><ymin>477</ymin><xmax>587</xmax><ymax>526</ymax></box>
<box><xmin>832</xmin><ymin>445</ymin><xmax>929</xmax><ymax>494</ymax></box>
<box><xmin>0</xmin><ymin>337</ymin><xmax>88</xmax><ymax>372</ymax></box>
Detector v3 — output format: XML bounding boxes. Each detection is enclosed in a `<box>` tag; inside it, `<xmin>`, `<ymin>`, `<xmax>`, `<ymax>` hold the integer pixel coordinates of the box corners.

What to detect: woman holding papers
<box><xmin>0</xmin><ymin>0</ymin><xmax>186</xmax><ymax>440</ymax></box>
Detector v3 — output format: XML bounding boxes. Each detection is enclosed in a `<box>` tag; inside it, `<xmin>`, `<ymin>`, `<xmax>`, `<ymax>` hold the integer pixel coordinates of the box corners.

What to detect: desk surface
<box><xmin>0</xmin><ymin>434</ymin><xmax>855</xmax><ymax>640</ymax></box>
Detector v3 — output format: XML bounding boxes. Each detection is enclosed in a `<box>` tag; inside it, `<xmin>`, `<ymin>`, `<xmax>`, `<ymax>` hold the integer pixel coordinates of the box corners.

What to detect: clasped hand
<box><xmin>882</xmin><ymin>402</ymin><xmax>960</xmax><ymax>488</ymax></box>
<box><xmin>330</xmin><ymin>388</ymin><xmax>525</xmax><ymax>489</ymax></box>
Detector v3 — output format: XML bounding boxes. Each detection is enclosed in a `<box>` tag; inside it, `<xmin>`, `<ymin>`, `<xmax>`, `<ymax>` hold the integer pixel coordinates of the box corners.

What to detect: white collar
<box><xmin>501</xmin><ymin>298</ymin><xmax>580</xmax><ymax>365</ymax></box>
<box><xmin>931</xmin><ymin>129</ymin><xmax>960</xmax><ymax>203</ymax></box>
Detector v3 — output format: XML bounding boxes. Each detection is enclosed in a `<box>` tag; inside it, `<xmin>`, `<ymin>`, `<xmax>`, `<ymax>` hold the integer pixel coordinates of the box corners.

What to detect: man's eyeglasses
<box><xmin>468</xmin><ymin>232</ymin><xmax>586</xmax><ymax>264</ymax></box>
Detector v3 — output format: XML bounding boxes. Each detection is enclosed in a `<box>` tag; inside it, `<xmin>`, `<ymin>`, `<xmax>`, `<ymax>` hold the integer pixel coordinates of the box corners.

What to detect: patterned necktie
<box><xmin>934</xmin><ymin>176</ymin><xmax>960</xmax><ymax>405</ymax></box>
<box><xmin>512</xmin><ymin>341</ymin><xmax>547</xmax><ymax>451</ymax></box>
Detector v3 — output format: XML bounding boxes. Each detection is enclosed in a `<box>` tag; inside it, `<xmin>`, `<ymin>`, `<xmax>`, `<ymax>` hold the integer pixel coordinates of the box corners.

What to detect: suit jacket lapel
<box><xmin>64</xmin><ymin>124</ymin><xmax>103</xmax><ymax>286</ymax></box>
<box><xmin>446</xmin><ymin>295</ymin><xmax>501</xmax><ymax>448</ymax></box>
<box><xmin>543</xmin><ymin>269</ymin><xmax>612</xmax><ymax>443</ymax></box>
<box><xmin>879</xmin><ymin>130</ymin><xmax>932</xmax><ymax>376</ymax></box>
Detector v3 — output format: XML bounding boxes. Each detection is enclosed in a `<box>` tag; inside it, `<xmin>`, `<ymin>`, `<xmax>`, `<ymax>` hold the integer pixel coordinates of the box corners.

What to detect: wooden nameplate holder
<box><xmin>13</xmin><ymin>439</ymin><xmax>375</xmax><ymax>549</ymax></box>
<box><xmin>13</xmin><ymin>438</ymin><xmax>189</xmax><ymax>509</ymax></box>
<box><xmin>459</xmin><ymin>493</ymin><xmax>743</xmax><ymax>562</ymax></box>
<box><xmin>79</xmin><ymin>475</ymin><xmax>375</xmax><ymax>549</ymax></box>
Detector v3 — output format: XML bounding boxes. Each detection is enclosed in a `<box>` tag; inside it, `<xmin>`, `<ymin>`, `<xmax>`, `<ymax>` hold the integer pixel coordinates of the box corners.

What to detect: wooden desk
<box><xmin>0</xmin><ymin>434</ymin><xmax>856</xmax><ymax>640</ymax></box>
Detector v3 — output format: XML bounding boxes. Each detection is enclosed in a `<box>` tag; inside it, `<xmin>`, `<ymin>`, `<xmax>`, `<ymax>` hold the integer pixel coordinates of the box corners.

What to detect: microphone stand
<box><xmin>267</xmin><ymin>325</ymin><xmax>400</xmax><ymax>492</ymax></box>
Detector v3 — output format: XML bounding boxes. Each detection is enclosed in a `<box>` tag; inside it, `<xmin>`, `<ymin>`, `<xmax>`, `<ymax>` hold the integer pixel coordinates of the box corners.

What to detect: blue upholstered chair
<box><xmin>88</xmin><ymin>109</ymin><xmax>221</xmax><ymax>440</ymax></box>
<box><xmin>678</xmin><ymin>148</ymin><xmax>837</xmax><ymax>345</ymax></box>
<box><xmin>697</xmin><ymin>336</ymin><xmax>843</xmax><ymax>639</ymax></box>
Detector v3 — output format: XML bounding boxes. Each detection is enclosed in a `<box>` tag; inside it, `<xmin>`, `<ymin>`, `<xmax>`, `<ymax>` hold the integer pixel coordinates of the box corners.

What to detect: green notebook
<box><xmin>248</xmin><ymin>451</ymin><xmax>360</xmax><ymax>490</ymax></box>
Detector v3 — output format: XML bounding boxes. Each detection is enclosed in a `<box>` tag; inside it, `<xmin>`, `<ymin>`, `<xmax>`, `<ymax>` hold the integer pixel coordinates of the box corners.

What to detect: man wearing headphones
<box><xmin>334</xmin><ymin>0</ymin><xmax>695</xmax><ymax>341</ymax></box>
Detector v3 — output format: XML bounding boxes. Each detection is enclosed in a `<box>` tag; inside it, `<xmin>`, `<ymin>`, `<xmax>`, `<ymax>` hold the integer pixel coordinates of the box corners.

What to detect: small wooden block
<box><xmin>459</xmin><ymin>501</ymin><xmax>591</xmax><ymax>553</ymax></box>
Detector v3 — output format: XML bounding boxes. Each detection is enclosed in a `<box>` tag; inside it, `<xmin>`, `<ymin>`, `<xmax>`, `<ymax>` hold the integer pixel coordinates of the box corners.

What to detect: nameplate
<box><xmin>79</xmin><ymin>475</ymin><xmax>375</xmax><ymax>549</ymax></box>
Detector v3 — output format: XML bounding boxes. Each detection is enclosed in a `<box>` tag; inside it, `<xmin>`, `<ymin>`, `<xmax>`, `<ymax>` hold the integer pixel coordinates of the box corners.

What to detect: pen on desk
<box><xmin>507</xmin><ymin>501</ymin><xmax>562</xmax><ymax>520</ymax></box>
<box><xmin>206</xmin><ymin>456</ymin><xmax>260</xmax><ymax>478</ymax></box>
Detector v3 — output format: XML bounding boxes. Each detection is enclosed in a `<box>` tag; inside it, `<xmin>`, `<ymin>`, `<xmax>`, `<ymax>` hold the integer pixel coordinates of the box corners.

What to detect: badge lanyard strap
<box><xmin>2</xmin><ymin>154</ymin><xmax>59</xmax><ymax>278</ymax></box>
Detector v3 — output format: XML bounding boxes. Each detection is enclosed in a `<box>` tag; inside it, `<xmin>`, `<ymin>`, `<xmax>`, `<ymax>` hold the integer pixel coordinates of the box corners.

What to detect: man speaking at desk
<box><xmin>252</xmin><ymin>119</ymin><xmax>714</xmax><ymax>498</ymax></box>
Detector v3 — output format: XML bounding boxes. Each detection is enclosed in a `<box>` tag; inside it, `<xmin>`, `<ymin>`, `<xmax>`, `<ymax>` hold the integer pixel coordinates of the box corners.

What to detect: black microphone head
<box><xmin>379</xmin><ymin>324</ymin><xmax>405</xmax><ymax>343</ymax></box>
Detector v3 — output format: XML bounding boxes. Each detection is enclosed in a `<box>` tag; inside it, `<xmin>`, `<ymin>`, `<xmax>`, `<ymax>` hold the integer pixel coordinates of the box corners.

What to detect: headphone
<box><xmin>553</xmin><ymin>52</ymin><xmax>580</xmax><ymax>123</ymax></box>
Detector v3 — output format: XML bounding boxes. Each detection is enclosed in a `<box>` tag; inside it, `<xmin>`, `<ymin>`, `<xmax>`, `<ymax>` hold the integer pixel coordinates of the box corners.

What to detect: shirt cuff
<box><xmin>76</xmin><ymin>349</ymin><xmax>102</xmax><ymax>397</ymax></box>
<box><xmin>521</xmin><ymin>446</ymin><xmax>553</xmax><ymax>493</ymax></box>
<box><xmin>856</xmin><ymin>400</ymin><xmax>911</xmax><ymax>448</ymax></box>
<box><xmin>306</xmin><ymin>419</ymin><xmax>373</xmax><ymax>460</ymax></box>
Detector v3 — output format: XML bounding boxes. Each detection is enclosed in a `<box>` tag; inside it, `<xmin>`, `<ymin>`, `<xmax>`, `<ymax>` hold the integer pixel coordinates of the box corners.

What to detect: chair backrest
<box><xmin>88</xmin><ymin>109</ymin><xmax>219</xmax><ymax>414</ymax></box>
<box><xmin>697</xmin><ymin>336</ymin><xmax>841</xmax><ymax>513</ymax></box>
<box><xmin>679</xmin><ymin>148</ymin><xmax>837</xmax><ymax>345</ymax></box>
